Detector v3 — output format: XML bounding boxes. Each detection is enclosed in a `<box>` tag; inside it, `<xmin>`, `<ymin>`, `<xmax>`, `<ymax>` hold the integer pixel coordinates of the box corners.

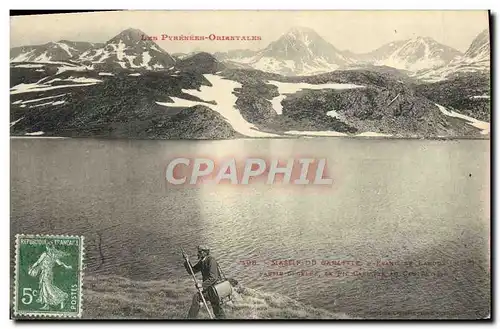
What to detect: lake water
<box><xmin>10</xmin><ymin>138</ymin><xmax>491</xmax><ymax>319</ymax></box>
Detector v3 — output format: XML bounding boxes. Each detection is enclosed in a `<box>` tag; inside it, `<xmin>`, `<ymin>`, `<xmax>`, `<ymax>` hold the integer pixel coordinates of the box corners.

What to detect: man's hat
<box><xmin>197</xmin><ymin>245</ymin><xmax>210</xmax><ymax>252</ymax></box>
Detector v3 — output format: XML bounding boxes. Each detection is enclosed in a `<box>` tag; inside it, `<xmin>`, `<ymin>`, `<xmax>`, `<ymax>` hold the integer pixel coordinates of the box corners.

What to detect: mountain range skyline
<box><xmin>11</xmin><ymin>25</ymin><xmax>488</xmax><ymax>58</ymax></box>
<box><xmin>10</xmin><ymin>25</ymin><xmax>490</xmax><ymax>78</ymax></box>
<box><xmin>10</xmin><ymin>11</ymin><xmax>489</xmax><ymax>54</ymax></box>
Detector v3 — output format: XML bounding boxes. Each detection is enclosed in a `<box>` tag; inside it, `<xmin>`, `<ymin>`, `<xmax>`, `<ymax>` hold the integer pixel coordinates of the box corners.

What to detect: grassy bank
<box><xmin>83</xmin><ymin>275</ymin><xmax>351</xmax><ymax>319</ymax></box>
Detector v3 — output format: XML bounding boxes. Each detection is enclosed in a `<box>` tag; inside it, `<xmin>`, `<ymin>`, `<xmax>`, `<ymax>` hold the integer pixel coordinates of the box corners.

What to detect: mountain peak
<box><xmin>270</xmin><ymin>26</ymin><xmax>335</xmax><ymax>51</ymax></box>
<box><xmin>107</xmin><ymin>28</ymin><xmax>149</xmax><ymax>45</ymax></box>
<box><xmin>403</xmin><ymin>36</ymin><xmax>443</xmax><ymax>46</ymax></box>
<box><xmin>355</xmin><ymin>36</ymin><xmax>462</xmax><ymax>72</ymax></box>
<box><xmin>242</xmin><ymin>26</ymin><xmax>354</xmax><ymax>75</ymax></box>
<box><xmin>76</xmin><ymin>27</ymin><xmax>175</xmax><ymax>70</ymax></box>
<box><xmin>122</xmin><ymin>28</ymin><xmax>147</xmax><ymax>35</ymax></box>
<box><xmin>286</xmin><ymin>26</ymin><xmax>318</xmax><ymax>35</ymax></box>
<box><xmin>413</xmin><ymin>36</ymin><xmax>433</xmax><ymax>41</ymax></box>
<box><xmin>282</xmin><ymin>26</ymin><xmax>323</xmax><ymax>43</ymax></box>
<box><xmin>464</xmin><ymin>29</ymin><xmax>489</xmax><ymax>59</ymax></box>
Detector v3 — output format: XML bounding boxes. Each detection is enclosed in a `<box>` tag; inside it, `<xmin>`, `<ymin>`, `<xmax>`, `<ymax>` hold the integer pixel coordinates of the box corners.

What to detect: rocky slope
<box><xmin>222</xmin><ymin>69</ymin><xmax>485</xmax><ymax>137</ymax></box>
<box><xmin>213</xmin><ymin>49</ymin><xmax>257</xmax><ymax>61</ymax></box>
<box><xmin>10</xmin><ymin>65</ymin><xmax>239</xmax><ymax>139</ymax></box>
<box><xmin>175</xmin><ymin>52</ymin><xmax>226</xmax><ymax>74</ymax></box>
<box><xmin>415</xmin><ymin>72</ymin><xmax>490</xmax><ymax>122</ymax></box>
<box><xmin>10</xmin><ymin>59</ymin><xmax>490</xmax><ymax>139</ymax></box>
<box><xmin>10</xmin><ymin>29</ymin><xmax>490</xmax><ymax>140</ymax></box>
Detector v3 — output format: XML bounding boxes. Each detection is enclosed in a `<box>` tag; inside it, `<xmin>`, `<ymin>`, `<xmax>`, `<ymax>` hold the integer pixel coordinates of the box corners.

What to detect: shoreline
<box><xmin>9</xmin><ymin>135</ymin><xmax>491</xmax><ymax>141</ymax></box>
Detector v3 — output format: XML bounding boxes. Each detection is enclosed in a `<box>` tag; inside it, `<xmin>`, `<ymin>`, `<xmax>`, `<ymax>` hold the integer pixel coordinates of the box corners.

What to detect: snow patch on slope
<box><xmin>34</xmin><ymin>52</ymin><xmax>52</xmax><ymax>62</ymax></box>
<box><xmin>56</xmin><ymin>42</ymin><xmax>75</xmax><ymax>57</ymax></box>
<box><xmin>10</xmin><ymin>80</ymin><xmax>100</xmax><ymax>94</ymax></box>
<box><xmin>142</xmin><ymin>51</ymin><xmax>152</xmax><ymax>67</ymax></box>
<box><xmin>115</xmin><ymin>41</ymin><xmax>126</xmax><ymax>61</ymax></box>
<box><xmin>285</xmin><ymin>130</ymin><xmax>348</xmax><ymax>137</ymax></box>
<box><xmin>156</xmin><ymin>74</ymin><xmax>278</xmax><ymax>137</ymax></box>
<box><xmin>67</xmin><ymin>77</ymin><xmax>102</xmax><ymax>83</ymax></box>
<box><xmin>435</xmin><ymin>103</ymin><xmax>489</xmax><ymax>134</ymax></box>
<box><xmin>356</xmin><ymin>132</ymin><xmax>392</xmax><ymax>137</ymax></box>
<box><xmin>20</xmin><ymin>94</ymin><xmax>67</xmax><ymax>104</ymax></box>
<box><xmin>284</xmin><ymin>130</ymin><xmax>392</xmax><ymax>137</ymax></box>
<box><xmin>31</xmin><ymin>101</ymin><xmax>57</xmax><ymax>108</ymax></box>
<box><xmin>11</xmin><ymin>50</ymin><xmax>36</xmax><ymax>62</ymax></box>
<box><xmin>267</xmin><ymin>80</ymin><xmax>365</xmax><ymax>115</ymax></box>
<box><xmin>10</xmin><ymin>117</ymin><xmax>24</xmax><ymax>127</ymax></box>
<box><xmin>56</xmin><ymin>65</ymin><xmax>91</xmax><ymax>75</ymax></box>
<box><xmin>14</xmin><ymin>64</ymin><xmax>44</xmax><ymax>68</ymax></box>
<box><xmin>326</xmin><ymin>110</ymin><xmax>341</xmax><ymax>119</ymax></box>
<box><xmin>25</xmin><ymin>131</ymin><xmax>45</xmax><ymax>136</ymax></box>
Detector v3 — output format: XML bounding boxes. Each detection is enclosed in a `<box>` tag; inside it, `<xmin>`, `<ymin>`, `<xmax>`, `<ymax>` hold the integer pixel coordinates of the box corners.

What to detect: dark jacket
<box><xmin>184</xmin><ymin>255</ymin><xmax>220</xmax><ymax>288</ymax></box>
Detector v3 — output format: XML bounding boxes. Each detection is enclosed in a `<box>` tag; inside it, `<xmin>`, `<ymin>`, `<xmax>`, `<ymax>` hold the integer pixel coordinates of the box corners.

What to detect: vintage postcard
<box><xmin>10</xmin><ymin>10</ymin><xmax>491</xmax><ymax>320</ymax></box>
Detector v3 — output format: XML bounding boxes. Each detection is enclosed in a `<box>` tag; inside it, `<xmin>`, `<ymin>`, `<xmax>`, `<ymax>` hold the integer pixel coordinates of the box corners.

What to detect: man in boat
<box><xmin>184</xmin><ymin>245</ymin><xmax>226</xmax><ymax>319</ymax></box>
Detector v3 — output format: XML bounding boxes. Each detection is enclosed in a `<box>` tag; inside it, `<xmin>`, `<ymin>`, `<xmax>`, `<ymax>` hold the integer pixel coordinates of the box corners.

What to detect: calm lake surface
<box><xmin>10</xmin><ymin>138</ymin><xmax>490</xmax><ymax>318</ymax></box>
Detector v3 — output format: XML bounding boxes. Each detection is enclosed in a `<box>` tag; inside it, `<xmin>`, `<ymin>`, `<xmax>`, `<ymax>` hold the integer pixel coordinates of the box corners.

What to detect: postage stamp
<box><xmin>13</xmin><ymin>234</ymin><xmax>84</xmax><ymax>318</ymax></box>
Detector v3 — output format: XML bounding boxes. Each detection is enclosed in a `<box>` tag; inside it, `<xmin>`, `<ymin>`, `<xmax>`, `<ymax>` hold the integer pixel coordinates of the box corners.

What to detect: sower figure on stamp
<box><xmin>184</xmin><ymin>245</ymin><xmax>226</xmax><ymax>319</ymax></box>
<box><xmin>28</xmin><ymin>241</ymin><xmax>72</xmax><ymax>310</ymax></box>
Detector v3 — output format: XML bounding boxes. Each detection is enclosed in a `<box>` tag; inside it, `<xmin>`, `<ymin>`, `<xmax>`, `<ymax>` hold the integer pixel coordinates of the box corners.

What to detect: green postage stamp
<box><xmin>13</xmin><ymin>234</ymin><xmax>84</xmax><ymax>318</ymax></box>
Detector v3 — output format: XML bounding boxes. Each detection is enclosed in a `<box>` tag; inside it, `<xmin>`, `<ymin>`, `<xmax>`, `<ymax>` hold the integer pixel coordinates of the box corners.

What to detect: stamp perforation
<box><xmin>13</xmin><ymin>234</ymin><xmax>85</xmax><ymax>318</ymax></box>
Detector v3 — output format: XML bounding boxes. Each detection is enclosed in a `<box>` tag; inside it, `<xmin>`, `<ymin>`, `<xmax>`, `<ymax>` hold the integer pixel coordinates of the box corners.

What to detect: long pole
<box><xmin>181</xmin><ymin>247</ymin><xmax>214</xmax><ymax>319</ymax></box>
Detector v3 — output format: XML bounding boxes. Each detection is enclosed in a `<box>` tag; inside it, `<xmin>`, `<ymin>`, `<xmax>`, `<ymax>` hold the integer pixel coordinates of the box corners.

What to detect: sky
<box><xmin>10</xmin><ymin>10</ymin><xmax>489</xmax><ymax>54</ymax></box>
